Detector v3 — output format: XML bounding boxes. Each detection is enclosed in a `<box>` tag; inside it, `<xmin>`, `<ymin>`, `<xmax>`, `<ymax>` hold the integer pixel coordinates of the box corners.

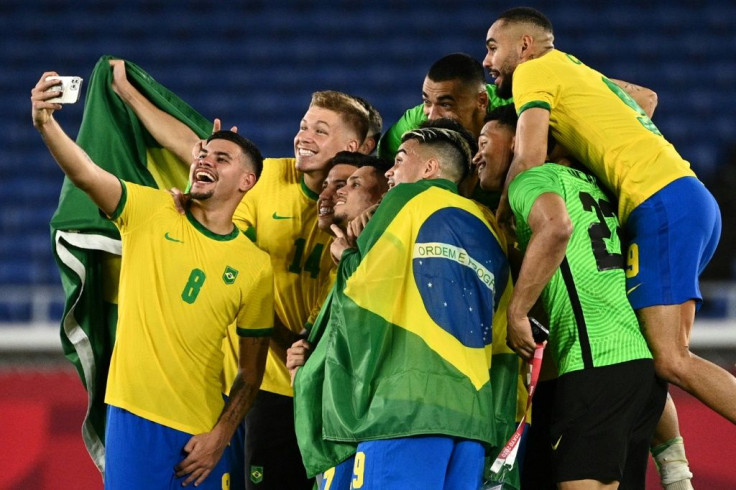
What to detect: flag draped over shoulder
<box><xmin>49</xmin><ymin>55</ymin><xmax>212</xmax><ymax>473</ymax></box>
<box><xmin>294</xmin><ymin>179</ymin><xmax>508</xmax><ymax>477</ymax></box>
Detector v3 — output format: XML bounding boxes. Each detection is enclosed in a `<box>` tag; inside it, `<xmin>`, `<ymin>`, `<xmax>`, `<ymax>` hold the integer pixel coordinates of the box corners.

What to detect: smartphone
<box><xmin>528</xmin><ymin>316</ymin><xmax>549</xmax><ymax>343</ymax></box>
<box><xmin>45</xmin><ymin>76</ymin><xmax>84</xmax><ymax>104</ymax></box>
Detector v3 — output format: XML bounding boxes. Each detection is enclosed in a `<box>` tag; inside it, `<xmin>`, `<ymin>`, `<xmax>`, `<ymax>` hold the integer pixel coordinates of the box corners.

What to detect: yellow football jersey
<box><xmin>230</xmin><ymin>158</ymin><xmax>334</xmax><ymax>396</ymax></box>
<box><xmin>513</xmin><ymin>49</ymin><xmax>695</xmax><ymax>223</ymax></box>
<box><xmin>105</xmin><ymin>182</ymin><xmax>273</xmax><ymax>435</ymax></box>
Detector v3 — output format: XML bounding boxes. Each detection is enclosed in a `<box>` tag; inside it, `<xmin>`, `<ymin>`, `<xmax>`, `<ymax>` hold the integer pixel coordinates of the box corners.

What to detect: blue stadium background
<box><xmin>2</xmin><ymin>0</ymin><xmax>736</xmax><ymax>322</ymax></box>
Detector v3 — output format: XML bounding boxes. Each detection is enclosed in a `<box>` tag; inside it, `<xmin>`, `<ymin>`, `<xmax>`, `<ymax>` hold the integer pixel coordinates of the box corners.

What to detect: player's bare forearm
<box><xmin>508</xmin><ymin>194</ymin><xmax>571</xmax><ymax>324</ymax></box>
<box><xmin>611</xmin><ymin>78</ymin><xmax>658</xmax><ymax>118</ymax></box>
<box><xmin>32</xmin><ymin>73</ymin><xmax>122</xmax><ymax>215</ymax></box>
<box><xmin>109</xmin><ymin>59</ymin><xmax>203</xmax><ymax>164</ymax></box>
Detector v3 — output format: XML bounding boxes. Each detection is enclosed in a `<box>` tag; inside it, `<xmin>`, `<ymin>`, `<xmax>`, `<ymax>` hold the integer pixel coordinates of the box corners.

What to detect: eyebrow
<box><xmin>486</xmin><ymin>37</ymin><xmax>496</xmax><ymax>46</ymax></box>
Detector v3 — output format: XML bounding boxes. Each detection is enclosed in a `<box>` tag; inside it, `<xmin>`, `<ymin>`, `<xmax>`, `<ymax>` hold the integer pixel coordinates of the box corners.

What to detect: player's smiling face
<box><xmin>422</xmin><ymin>77</ymin><xmax>484</xmax><ymax>135</ymax></box>
<box><xmin>317</xmin><ymin>163</ymin><xmax>358</xmax><ymax>232</ymax></box>
<box><xmin>476</xmin><ymin>120</ymin><xmax>514</xmax><ymax>192</ymax></box>
<box><xmin>189</xmin><ymin>138</ymin><xmax>249</xmax><ymax>201</ymax></box>
<box><xmin>294</xmin><ymin>106</ymin><xmax>360</xmax><ymax>175</ymax></box>
<box><xmin>334</xmin><ymin>166</ymin><xmax>385</xmax><ymax>225</ymax></box>
<box><xmin>484</xmin><ymin>21</ymin><xmax>520</xmax><ymax>100</ymax></box>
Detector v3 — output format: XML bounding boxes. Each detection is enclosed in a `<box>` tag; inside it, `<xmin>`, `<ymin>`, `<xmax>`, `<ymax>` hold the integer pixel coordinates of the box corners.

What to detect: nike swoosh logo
<box><xmin>272</xmin><ymin>212</ymin><xmax>293</xmax><ymax>220</ymax></box>
<box><xmin>627</xmin><ymin>283</ymin><xmax>642</xmax><ymax>295</ymax></box>
<box><xmin>552</xmin><ymin>434</ymin><xmax>563</xmax><ymax>451</ymax></box>
<box><xmin>164</xmin><ymin>232</ymin><xmax>184</xmax><ymax>243</ymax></box>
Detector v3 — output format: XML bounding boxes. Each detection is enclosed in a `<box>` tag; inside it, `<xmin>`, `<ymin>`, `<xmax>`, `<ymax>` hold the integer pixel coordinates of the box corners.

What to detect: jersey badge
<box><xmin>223</xmin><ymin>266</ymin><xmax>239</xmax><ymax>285</ymax></box>
<box><xmin>250</xmin><ymin>465</ymin><xmax>264</xmax><ymax>484</ymax></box>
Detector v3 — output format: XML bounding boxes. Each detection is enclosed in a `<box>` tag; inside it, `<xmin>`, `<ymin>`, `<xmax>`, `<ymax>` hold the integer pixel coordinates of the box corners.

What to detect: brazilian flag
<box><xmin>294</xmin><ymin>179</ymin><xmax>510</xmax><ymax>478</ymax></box>
<box><xmin>49</xmin><ymin>56</ymin><xmax>212</xmax><ymax>473</ymax></box>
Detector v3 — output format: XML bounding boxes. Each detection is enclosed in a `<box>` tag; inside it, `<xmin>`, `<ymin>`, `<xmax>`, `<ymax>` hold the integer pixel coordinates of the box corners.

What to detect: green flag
<box><xmin>49</xmin><ymin>55</ymin><xmax>212</xmax><ymax>472</ymax></box>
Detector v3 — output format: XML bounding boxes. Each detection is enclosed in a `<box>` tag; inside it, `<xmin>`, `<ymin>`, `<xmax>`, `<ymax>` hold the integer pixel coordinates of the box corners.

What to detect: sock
<box><xmin>652</xmin><ymin>436</ymin><xmax>694</xmax><ymax>486</ymax></box>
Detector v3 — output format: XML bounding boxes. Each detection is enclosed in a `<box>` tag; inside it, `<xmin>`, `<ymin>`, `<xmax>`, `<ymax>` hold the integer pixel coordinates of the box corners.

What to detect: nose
<box><xmin>472</xmin><ymin>151</ymin><xmax>483</xmax><ymax>166</ymax></box>
<box><xmin>426</xmin><ymin>105</ymin><xmax>441</xmax><ymax>120</ymax></box>
<box><xmin>385</xmin><ymin>167</ymin><xmax>394</xmax><ymax>178</ymax></box>
<box><xmin>482</xmin><ymin>52</ymin><xmax>492</xmax><ymax>70</ymax></box>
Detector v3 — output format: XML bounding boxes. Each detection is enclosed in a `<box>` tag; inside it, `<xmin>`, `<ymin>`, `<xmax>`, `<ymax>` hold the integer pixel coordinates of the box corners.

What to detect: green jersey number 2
<box><xmin>579</xmin><ymin>192</ymin><xmax>624</xmax><ymax>272</ymax></box>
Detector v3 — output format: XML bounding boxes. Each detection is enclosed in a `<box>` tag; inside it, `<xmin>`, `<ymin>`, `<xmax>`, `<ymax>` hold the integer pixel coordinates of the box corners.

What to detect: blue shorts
<box><xmin>105</xmin><ymin>405</ymin><xmax>232</xmax><ymax>490</ymax></box>
<box><xmin>317</xmin><ymin>457</ymin><xmax>354</xmax><ymax>490</ymax></box>
<box><xmin>625</xmin><ymin>177</ymin><xmax>721</xmax><ymax>310</ymax></box>
<box><xmin>350</xmin><ymin>436</ymin><xmax>484</xmax><ymax>490</ymax></box>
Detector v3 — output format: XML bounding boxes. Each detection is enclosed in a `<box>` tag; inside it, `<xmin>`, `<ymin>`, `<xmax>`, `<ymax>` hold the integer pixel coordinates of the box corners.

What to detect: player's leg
<box><xmin>637</xmin><ymin>302</ymin><xmax>736</xmax><ymax>424</ymax></box>
<box><xmin>104</xmin><ymin>405</ymin><xmax>232</xmax><ymax>490</ymax></box>
<box><xmin>650</xmin><ymin>394</ymin><xmax>694</xmax><ymax>490</ymax></box>
<box><xmin>316</xmin><ymin>457</ymin><xmax>354</xmax><ymax>490</ymax></box>
<box><xmin>351</xmin><ymin>436</ymin><xmax>484</xmax><ymax>490</ymax></box>
<box><xmin>551</xmin><ymin>360</ymin><xmax>659</xmax><ymax>489</ymax></box>
<box><xmin>244</xmin><ymin>390</ymin><xmax>313</xmax><ymax>489</ymax></box>
<box><xmin>626</xmin><ymin>176</ymin><xmax>735</xmax><ymax>423</ymax></box>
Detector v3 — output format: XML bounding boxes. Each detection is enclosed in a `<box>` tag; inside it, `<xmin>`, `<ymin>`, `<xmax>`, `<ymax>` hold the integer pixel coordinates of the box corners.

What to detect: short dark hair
<box><xmin>329</xmin><ymin>151</ymin><xmax>392</xmax><ymax>175</ymax></box>
<box><xmin>401</xmin><ymin>127</ymin><xmax>473</xmax><ymax>184</ymax></box>
<box><xmin>497</xmin><ymin>7</ymin><xmax>553</xmax><ymax>33</ymax></box>
<box><xmin>420</xmin><ymin>117</ymin><xmax>478</xmax><ymax>156</ymax></box>
<box><xmin>207</xmin><ymin>130</ymin><xmax>264</xmax><ymax>179</ymax></box>
<box><xmin>484</xmin><ymin>104</ymin><xmax>518</xmax><ymax>130</ymax></box>
<box><xmin>427</xmin><ymin>53</ymin><xmax>486</xmax><ymax>90</ymax></box>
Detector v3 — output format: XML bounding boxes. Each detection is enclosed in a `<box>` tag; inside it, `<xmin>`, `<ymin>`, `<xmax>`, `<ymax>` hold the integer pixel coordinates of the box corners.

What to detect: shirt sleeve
<box><xmin>377</xmin><ymin>105</ymin><xmax>427</xmax><ymax>162</ymax></box>
<box><xmin>110</xmin><ymin>180</ymin><xmax>167</xmax><ymax>232</ymax></box>
<box><xmin>512</xmin><ymin>58</ymin><xmax>559</xmax><ymax>115</ymax></box>
<box><xmin>508</xmin><ymin>166</ymin><xmax>564</xmax><ymax>223</ymax></box>
<box><xmin>235</xmin><ymin>258</ymin><xmax>274</xmax><ymax>337</ymax></box>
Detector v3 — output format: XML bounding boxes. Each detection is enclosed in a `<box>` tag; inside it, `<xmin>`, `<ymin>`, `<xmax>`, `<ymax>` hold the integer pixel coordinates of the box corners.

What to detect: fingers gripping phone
<box><xmin>45</xmin><ymin>76</ymin><xmax>84</xmax><ymax>104</ymax></box>
<box><xmin>528</xmin><ymin>316</ymin><xmax>549</xmax><ymax>343</ymax></box>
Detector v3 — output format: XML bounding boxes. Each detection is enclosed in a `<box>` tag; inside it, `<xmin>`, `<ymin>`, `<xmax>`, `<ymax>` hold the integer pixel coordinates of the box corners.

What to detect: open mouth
<box><xmin>194</xmin><ymin>169</ymin><xmax>216</xmax><ymax>183</ymax></box>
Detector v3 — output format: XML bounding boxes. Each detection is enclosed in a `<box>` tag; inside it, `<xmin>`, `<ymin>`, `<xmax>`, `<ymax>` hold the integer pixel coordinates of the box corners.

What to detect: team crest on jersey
<box><xmin>222</xmin><ymin>266</ymin><xmax>238</xmax><ymax>285</ymax></box>
<box><xmin>250</xmin><ymin>465</ymin><xmax>264</xmax><ymax>484</ymax></box>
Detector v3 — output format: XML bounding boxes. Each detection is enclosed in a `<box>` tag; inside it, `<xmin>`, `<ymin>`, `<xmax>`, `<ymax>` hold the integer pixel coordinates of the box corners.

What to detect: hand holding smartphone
<box><xmin>44</xmin><ymin>76</ymin><xmax>84</xmax><ymax>104</ymax></box>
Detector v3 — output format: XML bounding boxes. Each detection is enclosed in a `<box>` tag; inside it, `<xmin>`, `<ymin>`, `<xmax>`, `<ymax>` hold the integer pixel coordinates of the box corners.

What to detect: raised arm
<box><xmin>109</xmin><ymin>60</ymin><xmax>203</xmax><ymax>164</ymax></box>
<box><xmin>610</xmin><ymin>78</ymin><xmax>658</xmax><ymax>118</ymax></box>
<box><xmin>32</xmin><ymin>72</ymin><xmax>122</xmax><ymax>216</ymax></box>
<box><xmin>496</xmin><ymin>107</ymin><xmax>550</xmax><ymax>227</ymax></box>
<box><xmin>506</xmin><ymin>192</ymin><xmax>571</xmax><ymax>360</ymax></box>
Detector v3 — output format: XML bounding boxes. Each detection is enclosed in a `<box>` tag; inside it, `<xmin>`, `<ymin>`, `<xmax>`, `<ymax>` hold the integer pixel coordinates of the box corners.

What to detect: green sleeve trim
<box><xmin>300</xmin><ymin>175</ymin><xmax>320</xmax><ymax>201</ymax></box>
<box><xmin>236</xmin><ymin>326</ymin><xmax>273</xmax><ymax>338</ymax></box>
<box><xmin>109</xmin><ymin>179</ymin><xmax>128</xmax><ymax>220</ymax></box>
<box><xmin>517</xmin><ymin>100</ymin><xmax>551</xmax><ymax>115</ymax></box>
<box><xmin>242</xmin><ymin>226</ymin><xmax>257</xmax><ymax>242</ymax></box>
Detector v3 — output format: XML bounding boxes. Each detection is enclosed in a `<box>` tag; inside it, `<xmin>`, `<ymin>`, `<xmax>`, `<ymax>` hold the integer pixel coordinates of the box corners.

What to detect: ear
<box><xmin>424</xmin><ymin>157</ymin><xmax>441</xmax><ymax>179</ymax></box>
<box><xmin>477</xmin><ymin>89</ymin><xmax>489</xmax><ymax>111</ymax></box>
<box><xmin>240</xmin><ymin>171</ymin><xmax>257</xmax><ymax>193</ymax></box>
<box><xmin>360</xmin><ymin>137</ymin><xmax>377</xmax><ymax>155</ymax></box>
<box><xmin>510</xmin><ymin>135</ymin><xmax>516</xmax><ymax>154</ymax></box>
<box><xmin>345</xmin><ymin>139</ymin><xmax>360</xmax><ymax>152</ymax></box>
<box><xmin>519</xmin><ymin>34</ymin><xmax>534</xmax><ymax>59</ymax></box>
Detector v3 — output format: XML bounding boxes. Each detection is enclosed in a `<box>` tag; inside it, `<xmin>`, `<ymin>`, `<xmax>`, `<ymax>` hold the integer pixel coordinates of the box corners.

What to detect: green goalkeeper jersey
<box><xmin>509</xmin><ymin>163</ymin><xmax>652</xmax><ymax>376</ymax></box>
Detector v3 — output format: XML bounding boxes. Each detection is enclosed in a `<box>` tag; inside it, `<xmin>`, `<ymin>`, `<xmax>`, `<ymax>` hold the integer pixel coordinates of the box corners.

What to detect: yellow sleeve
<box><xmin>512</xmin><ymin>58</ymin><xmax>559</xmax><ymax>115</ymax></box>
<box><xmin>236</xmin><ymin>257</ymin><xmax>274</xmax><ymax>337</ymax></box>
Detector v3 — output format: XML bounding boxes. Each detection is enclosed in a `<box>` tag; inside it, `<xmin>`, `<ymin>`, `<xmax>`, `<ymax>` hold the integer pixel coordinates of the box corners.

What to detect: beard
<box><xmin>497</xmin><ymin>71</ymin><xmax>514</xmax><ymax>99</ymax></box>
<box><xmin>189</xmin><ymin>189</ymin><xmax>214</xmax><ymax>201</ymax></box>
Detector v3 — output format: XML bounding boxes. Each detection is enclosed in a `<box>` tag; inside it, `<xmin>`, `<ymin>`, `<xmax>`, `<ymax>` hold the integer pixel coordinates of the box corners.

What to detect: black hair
<box><xmin>329</xmin><ymin>151</ymin><xmax>392</xmax><ymax>175</ymax></box>
<box><xmin>497</xmin><ymin>7</ymin><xmax>553</xmax><ymax>33</ymax></box>
<box><xmin>420</xmin><ymin>117</ymin><xmax>479</xmax><ymax>156</ymax></box>
<box><xmin>401</xmin><ymin>126</ymin><xmax>473</xmax><ymax>184</ymax></box>
<box><xmin>484</xmin><ymin>104</ymin><xmax>518</xmax><ymax>130</ymax></box>
<box><xmin>427</xmin><ymin>53</ymin><xmax>486</xmax><ymax>89</ymax></box>
<box><xmin>207</xmin><ymin>130</ymin><xmax>264</xmax><ymax>179</ymax></box>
